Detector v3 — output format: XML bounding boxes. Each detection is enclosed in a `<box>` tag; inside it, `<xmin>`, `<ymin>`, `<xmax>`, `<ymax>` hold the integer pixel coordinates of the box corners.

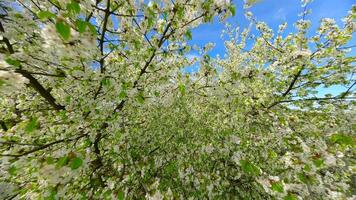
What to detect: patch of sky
<box><xmin>188</xmin><ymin>0</ymin><xmax>354</xmax><ymax>57</ymax></box>
<box><xmin>183</xmin><ymin>0</ymin><xmax>355</xmax><ymax>97</ymax></box>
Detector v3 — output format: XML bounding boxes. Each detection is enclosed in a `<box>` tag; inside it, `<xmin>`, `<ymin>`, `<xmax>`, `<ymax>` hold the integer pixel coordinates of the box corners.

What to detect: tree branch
<box><xmin>0</xmin><ymin>21</ymin><xmax>65</xmax><ymax>110</ymax></box>
<box><xmin>280</xmin><ymin>96</ymin><xmax>355</xmax><ymax>104</ymax></box>
<box><xmin>18</xmin><ymin>70</ymin><xmax>65</xmax><ymax>110</ymax></box>
<box><xmin>281</xmin><ymin>66</ymin><xmax>304</xmax><ymax>97</ymax></box>
<box><xmin>0</xmin><ymin>120</ymin><xmax>8</xmax><ymax>131</ymax></box>
<box><xmin>340</xmin><ymin>81</ymin><xmax>356</xmax><ymax>98</ymax></box>
<box><xmin>0</xmin><ymin>134</ymin><xmax>86</xmax><ymax>158</ymax></box>
<box><xmin>98</xmin><ymin>0</ymin><xmax>111</xmax><ymax>73</ymax></box>
<box><xmin>112</xmin><ymin>21</ymin><xmax>174</xmax><ymax>114</ymax></box>
<box><xmin>268</xmin><ymin>96</ymin><xmax>356</xmax><ymax>109</ymax></box>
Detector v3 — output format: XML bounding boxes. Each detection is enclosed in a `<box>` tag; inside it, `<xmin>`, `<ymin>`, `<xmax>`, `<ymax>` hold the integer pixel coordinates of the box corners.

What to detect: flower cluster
<box><xmin>0</xmin><ymin>1</ymin><xmax>355</xmax><ymax>200</ymax></box>
<box><xmin>0</xmin><ymin>61</ymin><xmax>28</xmax><ymax>92</ymax></box>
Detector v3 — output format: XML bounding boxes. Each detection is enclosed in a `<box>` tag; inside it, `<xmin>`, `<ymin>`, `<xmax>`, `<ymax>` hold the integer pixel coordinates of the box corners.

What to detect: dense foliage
<box><xmin>0</xmin><ymin>0</ymin><xmax>355</xmax><ymax>199</ymax></box>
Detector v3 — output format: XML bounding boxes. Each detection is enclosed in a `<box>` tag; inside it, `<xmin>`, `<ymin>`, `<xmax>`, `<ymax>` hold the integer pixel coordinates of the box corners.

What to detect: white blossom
<box><xmin>231</xmin><ymin>152</ymin><xmax>241</xmax><ymax>164</ymax></box>
<box><xmin>293</xmin><ymin>49</ymin><xmax>311</xmax><ymax>58</ymax></box>
<box><xmin>268</xmin><ymin>176</ymin><xmax>280</xmax><ymax>182</ymax></box>
<box><xmin>215</xmin><ymin>0</ymin><xmax>231</xmax><ymax>8</ymax></box>
<box><xmin>0</xmin><ymin>69</ymin><xmax>29</xmax><ymax>91</ymax></box>
<box><xmin>146</xmin><ymin>190</ymin><xmax>163</xmax><ymax>200</ymax></box>
<box><xmin>0</xmin><ymin>1</ymin><xmax>354</xmax><ymax>199</ymax></box>
<box><xmin>324</xmin><ymin>154</ymin><xmax>336</xmax><ymax>166</ymax></box>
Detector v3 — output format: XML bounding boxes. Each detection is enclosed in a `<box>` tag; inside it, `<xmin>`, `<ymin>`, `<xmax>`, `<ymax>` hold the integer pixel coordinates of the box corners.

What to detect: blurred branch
<box><xmin>0</xmin><ymin>21</ymin><xmax>65</xmax><ymax>110</ymax></box>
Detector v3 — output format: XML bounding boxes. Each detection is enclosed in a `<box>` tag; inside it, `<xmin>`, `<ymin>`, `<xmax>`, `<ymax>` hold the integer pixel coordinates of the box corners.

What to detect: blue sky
<box><xmin>186</xmin><ymin>0</ymin><xmax>355</xmax><ymax>96</ymax></box>
<box><xmin>189</xmin><ymin>0</ymin><xmax>355</xmax><ymax>57</ymax></box>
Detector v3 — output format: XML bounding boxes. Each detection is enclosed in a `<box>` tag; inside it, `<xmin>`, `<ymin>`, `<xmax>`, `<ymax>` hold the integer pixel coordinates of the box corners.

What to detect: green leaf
<box><xmin>185</xmin><ymin>30</ymin><xmax>192</xmax><ymax>40</ymax></box>
<box><xmin>176</xmin><ymin>6</ymin><xmax>184</xmax><ymax>19</ymax></box>
<box><xmin>45</xmin><ymin>187</ymin><xmax>57</xmax><ymax>200</ymax></box>
<box><xmin>136</xmin><ymin>92</ymin><xmax>145</xmax><ymax>104</ymax></box>
<box><xmin>8</xmin><ymin>166</ymin><xmax>17</xmax><ymax>176</ymax></box>
<box><xmin>5</xmin><ymin>58</ymin><xmax>21</xmax><ymax>67</ymax></box>
<box><xmin>228</xmin><ymin>5</ymin><xmax>236</xmax><ymax>16</ymax></box>
<box><xmin>303</xmin><ymin>164</ymin><xmax>312</xmax><ymax>172</ymax></box>
<box><xmin>0</xmin><ymin>79</ymin><xmax>5</xmax><ymax>87</ymax></box>
<box><xmin>202</xmin><ymin>1</ymin><xmax>212</xmax><ymax>11</ymax></box>
<box><xmin>147</xmin><ymin>16</ymin><xmax>155</xmax><ymax>29</ymax></box>
<box><xmin>146</xmin><ymin>6</ymin><xmax>156</xmax><ymax>29</ymax></box>
<box><xmin>104</xmin><ymin>190</ymin><xmax>112</xmax><ymax>199</ymax></box>
<box><xmin>271</xmin><ymin>182</ymin><xmax>284</xmax><ymax>193</ymax></box>
<box><xmin>117</xmin><ymin>190</ymin><xmax>124</xmax><ymax>200</ymax></box>
<box><xmin>163</xmin><ymin>11</ymin><xmax>168</xmax><ymax>20</ymax></box>
<box><xmin>56</xmin><ymin>21</ymin><xmax>71</xmax><ymax>40</ymax></box>
<box><xmin>297</xmin><ymin>173</ymin><xmax>307</xmax><ymax>183</ymax></box>
<box><xmin>297</xmin><ymin>172</ymin><xmax>314</xmax><ymax>184</ymax></box>
<box><xmin>204</xmin><ymin>14</ymin><xmax>213</xmax><ymax>23</ymax></box>
<box><xmin>178</xmin><ymin>84</ymin><xmax>186</xmax><ymax>95</ymax></box>
<box><xmin>67</xmin><ymin>1</ymin><xmax>81</xmax><ymax>15</ymax></box>
<box><xmin>268</xmin><ymin>150</ymin><xmax>278</xmax><ymax>159</ymax></box>
<box><xmin>76</xmin><ymin>19</ymin><xmax>87</xmax><ymax>33</ymax></box>
<box><xmin>119</xmin><ymin>90</ymin><xmax>127</xmax><ymax>99</ymax></box>
<box><xmin>313</xmin><ymin>158</ymin><xmax>324</xmax><ymax>167</ymax></box>
<box><xmin>50</xmin><ymin>0</ymin><xmax>62</xmax><ymax>9</ymax></box>
<box><xmin>330</xmin><ymin>133</ymin><xmax>354</xmax><ymax>146</ymax></box>
<box><xmin>37</xmin><ymin>11</ymin><xmax>56</xmax><ymax>21</ymax></box>
<box><xmin>87</xmin><ymin>23</ymin><xmax>97</xmax><ymax>35</ymax></box>
<box><xmin>14</xmin><ymin>13</ymin><xmax>23</xmax><ymax>19</ymax></box>
<box><xmin>284</xmin><ymin>193</ymin><xmax>298</xmax><ymax>200</ymax></box>
<box><xmin>25</xmin><ymin>117</ymin><xmax>39</xmax><ymax>133</ymax></box>
<box><xmin>132</xmin><ymin>39</ymin><xmax>141</xmax><ymax>50</ymax></box>
<box><xmin>46</xmin><ymin>157</ymin><xmax>55</xmax><ymax>164</ymax></box>
<box><xmin>240</xmin><ymin>160</ymin><xmax>260</xmax><ymax>176</ymax></box>
<box><xmin>57</xmin><ymin>156</ymin><xmax>69</xmax><ymax>167</ymax></box>
<box><xmin>70</xmin><ymin>157</ymin><xmax>83</xmax><ymax>170</ymax></box>
<box><xmin>101</xmin><ymin>78</ymin><xmax>111</xmax><ymax>86</ymax></box>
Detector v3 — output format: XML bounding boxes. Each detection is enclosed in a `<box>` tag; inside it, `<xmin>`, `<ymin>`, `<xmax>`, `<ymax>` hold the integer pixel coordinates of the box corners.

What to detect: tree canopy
<box><xmin>0</xmin><ymin>0</ymin><xmax>355</xmax><ymax>199</ymax></box>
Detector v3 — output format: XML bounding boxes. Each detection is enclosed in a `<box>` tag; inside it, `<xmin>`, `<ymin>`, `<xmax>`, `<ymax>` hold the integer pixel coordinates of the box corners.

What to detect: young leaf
<box><xmin>70</xmin><ymin>157</ymin><xmax>83</xmax><ymax>170</ymax></box>
<box><xmin>228</xmin><ymin>5</ymin><xmax>236</xmax><ymax>16</ymax></box>
<box><xmin>240</xmin><ymin>160</ymin><xmax>261</xmax><ymax>176</ymax></box>
<box><xmin>25</xmin><ymin>117</ymin><xmax>39</xmax><ymax>133</ymax></box>
<box><xmin>136</xmin><ymin>92</ymin><xmax>145</xmax><ymax>104</ymax></box>
<box><xmin>37</xmin><ymin>11</ymin><xmax>56</xmax><ymax>21</ymax></box>
<box><xmin>119</xmin><ymin>90</ymin><xmax>127</xmax><ymax>99</ymax></box>
<box><xmin>101</xmin><ymin>78</ymin><xmax>111</xmax><ymax>86</ymax></box>
<box><xmin>284</xmin><ymin>193</ymin><xmax>298</xmax><ymax>200</ymax></box>
<box><xmin>8</xmin><ymin>166</ymin><xmax>17</xmax><ymax>176</ymax></box>
<box><xmin>330</xmin><ymin>133</ymin><xmax>354</xmax><ymax>146</ymax></box>
<box><xmin>179</xmin><ymin>84</ymin><xmax>186</xmax><ymax>95</ymax></box>
<box><xmin>87</xmin><ymin>23</ymin><xmax>97</xmax><ymax>35</ymax></box>
<box><xmin>117</xmin><ymin>190</ymin><xmax>124</xmax><ymax>200</ymax></box>
<box><xmin>271</xmin><ymin>182</ymin><xmax>284</xmax><ymax>193</ymax></box>
<box><xmin>57</xmin><ymin>156</ymin><xmax>69</xmax><ymax>167</ymax></box>
<box><xmin>67</xmin><ymin>1</ymin><xmax>81</xmax><ymax>15</ymax></box>
<box><xmin>46</xmin><ymin>157</ymin><xmax>55</xmax><ymax>164</ymax></box>
<box><xmin>0</xmin><ymin>79</ymin><xmax>5</xmax><ymax>87</ymax></box>
<box><xmin>56</xmin><ymin>21</ymin><xmax>71</xmax><ymax>40</ymax></box>
<box><xmin>176</xmin><ymin>6</ymin><xmax>184</xmax><ymax>19</ymax></box>
<box><xmin>313</xmin><ymin>158</ymin><xmax>324</xmax><ymax>167</ymax></box>
<box><xmin>5</xmin><ymin>58</ymin><xmax>21</xmax><ymax>67</ymax></box>
<box><xmin>45</xmin><ymin>187</ymin><xmax>57</xmax><ymax>200</ymax></box>
<box><xmin>76</xmin><ymin>19</ymin><xmax>87</xmax><ymax>33</ymax></box>
<box><xmin>185</xmin><ymin>30</ymin><xmax>192</xmax><ymax>40</ymax></box>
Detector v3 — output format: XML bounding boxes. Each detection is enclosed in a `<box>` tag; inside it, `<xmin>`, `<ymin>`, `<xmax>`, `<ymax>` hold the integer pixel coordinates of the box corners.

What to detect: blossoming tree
<box><xmin>0</xmin><ymin>0</ymin><xmax>355</xmax><ymax>199</ymax></box>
